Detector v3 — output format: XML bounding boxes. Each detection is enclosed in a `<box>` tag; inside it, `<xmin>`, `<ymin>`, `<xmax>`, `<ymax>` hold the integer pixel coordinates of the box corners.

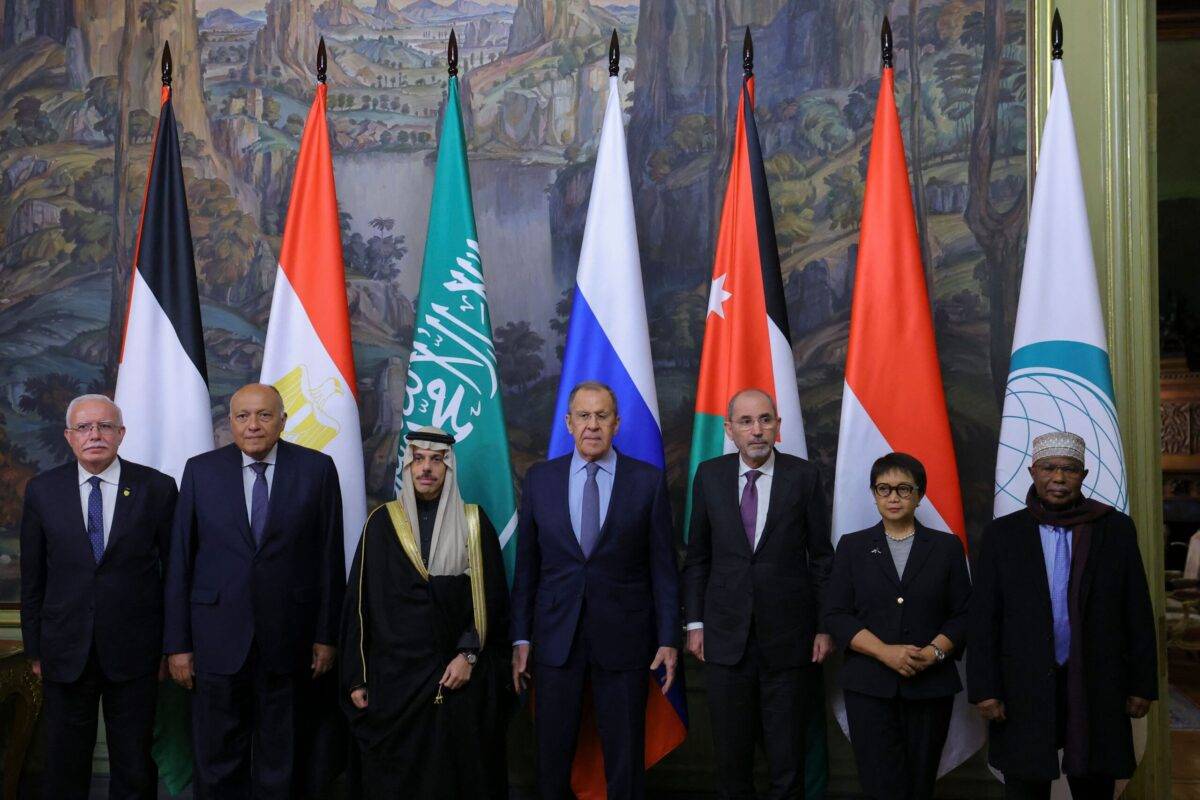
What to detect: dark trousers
<box><xmin>42</xmin><ymin>647</ymin><xmax>158</xmax><ymax>800</ymax></box>
<box><xmin>1003</xmin><ymin>775</ymin><xmax>1115</xmax><ymax>800</ymax></box>
<box><xmin>534</xmin><ymin>623</ymin><xmax>649</xmax><ymax>800</ymax></box>
<box><xmin>191</xmin><ymin>641</ymin><xmax>302</xmax><ymax>800</ymax></box>
<box><xmin>705</xmin><ymin>631</ymin><xmax>808</xmax><ymax>800</ymax></box>
<box><xmin>842</xmin><ymin>690</ymin><xmax>953</xmax><ymax>800</ymax></box>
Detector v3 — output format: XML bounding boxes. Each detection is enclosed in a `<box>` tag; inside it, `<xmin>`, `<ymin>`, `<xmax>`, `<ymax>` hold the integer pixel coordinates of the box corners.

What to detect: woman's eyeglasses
<box><xmin>873</xmin><ymin>483</ymin><xmax>915</xmax><ymax>499</ymax></box>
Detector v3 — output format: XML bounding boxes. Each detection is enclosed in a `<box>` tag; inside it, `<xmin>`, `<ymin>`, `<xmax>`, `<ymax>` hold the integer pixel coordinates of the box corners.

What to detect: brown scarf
<box><xmin>1024</xmin><ymin>486</ymin><xmax>1113</xmax><ymax>775</ymax></box>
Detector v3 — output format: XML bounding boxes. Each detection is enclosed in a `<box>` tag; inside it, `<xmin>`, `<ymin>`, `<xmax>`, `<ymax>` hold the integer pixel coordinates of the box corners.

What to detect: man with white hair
<box><xmin>340</xmin><ymin>426</ymin><xmax>511</xmax><ymax>799</ymax></box>
<box><xmin>968</xmin><ymin>430</ymin><xmax>1157</xmax><ymax>799</ymax></box>
<box><xmin>20</xmin><ymin>394</ymin><xmax>178</xmax><ymax>799</ymax></box>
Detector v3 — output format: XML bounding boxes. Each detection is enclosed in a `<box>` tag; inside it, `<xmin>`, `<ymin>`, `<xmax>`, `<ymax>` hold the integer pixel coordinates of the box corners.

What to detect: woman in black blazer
<box><xmin>825</xmin><ymin>452</ymin><xmax>971</xmax><ymax>800</ymax></box>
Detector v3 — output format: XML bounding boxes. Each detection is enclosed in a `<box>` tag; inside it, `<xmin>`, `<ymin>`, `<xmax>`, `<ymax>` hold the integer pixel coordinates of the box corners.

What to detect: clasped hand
<box><xmin>880</xmin><ymin>644</ymin><xmax>937</xmax><ymax>678</ymax></box>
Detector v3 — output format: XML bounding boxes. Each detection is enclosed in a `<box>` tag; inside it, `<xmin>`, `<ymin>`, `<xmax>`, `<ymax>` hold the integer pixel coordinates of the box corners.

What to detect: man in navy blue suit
<box><xmin>21</xmin><ymin>393</ymin><xmax>178</xmax><ymax>800</ymax></box>
<box><xmin>510</xmin><ymin>381</ymin><xmax>680</xmax><ymax>800</ymax></box>
<box><xmin>164</xmin><ymin>383</ymin><xmax>344</xmax><ymax>800</ymax></box>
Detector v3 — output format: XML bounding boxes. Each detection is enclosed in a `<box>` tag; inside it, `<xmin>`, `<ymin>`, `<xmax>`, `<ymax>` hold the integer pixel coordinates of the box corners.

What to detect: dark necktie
<box><xmin>250</xmin><ymin>462</ymin><xmax>269</xmax><ymax>547</ymax></box>
<box><xmin>741</xmin><ymin>470</ymin><xmax>761</xmax><ymax>550</ymax></box>
<box><xmin>86</xmin><ymin>475</ymin><xmax>104</xmax><ymax>563</ymax></box>
<box><xmin>580</xmin><ymin>461</ymin><xmax>600</xmax><ymax>558</ymax></box>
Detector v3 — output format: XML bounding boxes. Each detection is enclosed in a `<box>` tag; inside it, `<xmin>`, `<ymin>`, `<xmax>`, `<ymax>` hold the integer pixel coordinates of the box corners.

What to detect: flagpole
<box><xmin>1051</xmin><ymin>9</ymin><xmax>1063</xmax><ymax>59</ymax></box>
<box><xmin>608</xmin><ymin>29</ymin><xmax>618</xmax><ymax>76</ymax></box>
<box><xmin>161</xmin><ymin>41</ymin><xmax>172</xmax><ymax>87</ymax></box>
<box><xmin>742</xmin><ymin>27</ymin><xmax>752</xmax><ymax>76</ymax></box>
<box><xmin>881</xmin><ymin>16</ymin><xmax>892</xmax><ymax>69</ymax></box>
<box><xmin>316</xmin><ymin>36</ymin><xmax>327</xmax><ymax>83</ymax></box>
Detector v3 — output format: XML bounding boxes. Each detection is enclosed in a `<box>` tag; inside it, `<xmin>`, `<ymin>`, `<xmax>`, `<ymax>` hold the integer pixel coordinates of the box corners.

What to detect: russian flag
<box><xmin>547</xmin><ymin>59</ymin><xmax>688</xmax><ymax>799</ymax></box>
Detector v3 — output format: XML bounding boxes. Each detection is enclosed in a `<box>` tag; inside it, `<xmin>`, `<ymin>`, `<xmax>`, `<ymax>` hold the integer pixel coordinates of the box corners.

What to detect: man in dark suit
<box><xmin>164</xmin><ymin>383</ymin><xmax>345</xmax><ymax>799</ymax></box>
<box><xmin>968</xmin><ymin>431</ymin><xmax>1157</xmax><ymax>800</ymax></box>
<box><xmin>510</xmin><ymin>381</ymin><xmax>680</xmax><ymax>800</ymax></box>
<box><xmin>21</xmin><ymin>394</ymin><xmax>178</xmax><ymax>799</ymax></box>
<box><xmin>682</xmin><ymin>388</ymin><xmax>834</xmax><ymax>799</ymax></box>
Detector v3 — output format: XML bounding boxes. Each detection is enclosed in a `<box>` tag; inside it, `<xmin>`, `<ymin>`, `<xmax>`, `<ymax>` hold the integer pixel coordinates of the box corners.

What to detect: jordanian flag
<box><xmin>685</xmin><ymin>37</ymin><xmax>824</xmax><ymax>797</ymax></box>
<box><xmin>687</xmin><ymin>52</ymin><xmax>809</xmax><ymax>525</ymax></box>
<box><xmin>112</xmin><ymin>47</ymin><xmax>213</xmax><ymax>795</ymax></box>
<box><xmin>396</xmin><ymin>57</ymin><xmax>518</xmax><ymax>579</ymax></box>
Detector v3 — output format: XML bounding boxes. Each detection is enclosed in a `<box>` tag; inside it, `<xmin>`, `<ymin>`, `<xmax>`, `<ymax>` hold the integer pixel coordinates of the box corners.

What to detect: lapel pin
<box><xmin>870</xmin><ymin>547</ymin><xmax>882</xmax><ymax>555</ymax></box>
<box><xmin>123</xmin><ymin>488</ymin><xmax>131</xmax><ymax>496</ymax></box>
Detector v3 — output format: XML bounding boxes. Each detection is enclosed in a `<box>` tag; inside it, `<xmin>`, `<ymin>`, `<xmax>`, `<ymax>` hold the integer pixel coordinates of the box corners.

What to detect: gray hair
<box><xmin>65</xmin><ymin>394</ymin><xmax>123</xmax><ymax>428</ymax></box>
<box><xmin>726</xmin><ymin>388</ymin><xmax>777</xmax><ymax>421</ymax></box>
<box><xmin>567</xmin><ymin>381</ymin><xmax>619</xmax><ymax>417</ymax></box>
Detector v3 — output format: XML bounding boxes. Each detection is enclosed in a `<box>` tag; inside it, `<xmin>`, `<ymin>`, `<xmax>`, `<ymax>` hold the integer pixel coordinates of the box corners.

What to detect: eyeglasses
<box><xmin>873</xmin><ymin>483</ymin><xmax>916</xmax><ymax>499</ymax></box>
<box><xmin>68</xmin><ymin>422</ymin><xmax>121</xmax><ymax>436</ymax></box>
<box><xmin>731</xmin><ymin>414</ymin><xmax>778</xmax><ymax>431</ymax></box>
<box><xmin>1035</xmin><ymin>463</ymin><xmax>1084</xmax><ymax>478</ymax></box>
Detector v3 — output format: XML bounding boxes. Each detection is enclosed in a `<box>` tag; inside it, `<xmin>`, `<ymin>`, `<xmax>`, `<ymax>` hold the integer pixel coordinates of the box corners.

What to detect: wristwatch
<box><xmin>930</xmin><ymin>644</ymin><xmax>946</xmax><ymax>662</ymax></box>
<box><xmin>461</xmin><ymin>651</ymin><xmax>477</xmax><ymax>665</ymax></box>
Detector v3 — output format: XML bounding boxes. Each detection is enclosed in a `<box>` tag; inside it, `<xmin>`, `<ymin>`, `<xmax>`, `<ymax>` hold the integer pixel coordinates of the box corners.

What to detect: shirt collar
<box><xmin>572</xmin><ymin>446</ymin><xmax>617</xmax><ymax>476</ymax></box>
<box><xmin>739</xmin><ymin>449</ymin><xmax>775</xmax><ymax>478</ymax></box>
<box><xmin>78</xmin><ymin>458</ymin><xmax>121</xmax><ymax>487</ymax></box>
<box><xmin>242</xmin><ymin>443</ymin><xmax>279</xmax><ymax>469</ymax></box>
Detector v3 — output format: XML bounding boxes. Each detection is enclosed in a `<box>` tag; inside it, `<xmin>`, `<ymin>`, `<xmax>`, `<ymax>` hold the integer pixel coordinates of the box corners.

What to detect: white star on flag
<box><xmin>707</xmin><ymin>273</ymin><xmax>733</xmax><ymax>318</ymax></box>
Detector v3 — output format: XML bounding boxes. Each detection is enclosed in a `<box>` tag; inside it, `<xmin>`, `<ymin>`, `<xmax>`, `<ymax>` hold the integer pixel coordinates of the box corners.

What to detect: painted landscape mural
<box><xmin>0</xmin><ymin>0</ymin><xmax>1027</xmax><ymax>602</ymax></box>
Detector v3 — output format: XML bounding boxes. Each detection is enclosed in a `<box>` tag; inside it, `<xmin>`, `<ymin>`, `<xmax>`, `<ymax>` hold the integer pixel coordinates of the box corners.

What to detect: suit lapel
<box><xmin>57</xmin><ymin>463</ymin><xmax>90</xmax><ymax>557</ymax></box>
<box><xmin>222</xmin><ymin>445</ymin><xmax>256</xmax><ymax>551</ymax></box>
<box><xmin>101</xmin><ymin>459</ymin><xmax>137</xmax><ymax>562</ymax></box>
<box><xmin>262</xmin><ymin>441</ymin><xmax>293</xmax><ymax>550</ymax></box>
<box><xmin>719</xmin><ymin>455</ymin><xmax>753</xmax><ymax>555</ymax></box>
<box><xmin>556</xmin><ymin>455</ymin><xmax>585</xmax><ymax>560</ymax></box>
<box><xmin>869</xmin><ymin>524</ymin><xmax>903</xmax><ymax>588</ymax></box>
<box><xmin>1078</xmin><ymin>515</ymin><xmax>1106</xmax><ymax>610</ymax></box>
<box><xmin>1020</xmin><ymin>517</ymin><xmax>1054</xmax><ymax>614</ymax></box>
<box><xmin>899</xmin><ymin>525</ymin><xmax>935</xmax><ymax>587</ymax></box>
<box><xmin>755</xmin><ymin>453</ymin><xmax>789</xmax><ymax>553</ymax></box>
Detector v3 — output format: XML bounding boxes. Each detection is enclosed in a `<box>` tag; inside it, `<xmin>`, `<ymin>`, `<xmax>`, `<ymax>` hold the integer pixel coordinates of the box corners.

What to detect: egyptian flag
<box><xmin>260</xmin><ymin>72</ymin><xmax>367</xmax><ymax>574</ymax></box>
<box><xmin>685</xmin><ymin>33</ymin><xmax>825</xmax><ymax>797</ymax></box>
<box><xmin>547</xmin><ymin>64</ymin><xmax>687</xmax><ymax>799</ymax></box>
<box><xmin>113</xmin><ymin>79</ymin><xmax>213</xmax><ymax>485</ymax></box>
<box><xmin>829</xmin><ymin>46</ymin><xmax>983</xmax><ymax>774</ymax></box>
<box><xmin>112</xmin><ymin>62</ymin><xmax>213</xmax><ymax>796</ymax></box>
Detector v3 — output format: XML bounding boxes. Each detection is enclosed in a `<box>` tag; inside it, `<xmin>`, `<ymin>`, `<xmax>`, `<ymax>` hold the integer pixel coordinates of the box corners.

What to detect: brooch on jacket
<box><xmin>869</xmin><ymin>546</ymin><xmax>883</xmax><ymax>555</ymax></box>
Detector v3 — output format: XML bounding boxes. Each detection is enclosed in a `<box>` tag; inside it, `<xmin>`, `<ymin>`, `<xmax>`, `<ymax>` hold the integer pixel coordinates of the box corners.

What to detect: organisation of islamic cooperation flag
<box><xmin>548</xmin><ymin>72</ymin><xmax>687</xmax><ymax>800</ymax></box>
<box><xmin>260</xmin><ymin>80</ymin><xmax>367</xmax><ymax>573</ymax></box>
<box><xmin>993</xmin><ymin>59</ymin><xmax>1127</xmax><ymax>517</ymax></box>
<box><xmin>830</xmin><ymin>61</ymin><xmax>983</xmax><ymax>776</ymax></box>
<box><xmin>397</xmin><ymin>72</ymin><xmax>519</xmax><ymax>580</ymax></box>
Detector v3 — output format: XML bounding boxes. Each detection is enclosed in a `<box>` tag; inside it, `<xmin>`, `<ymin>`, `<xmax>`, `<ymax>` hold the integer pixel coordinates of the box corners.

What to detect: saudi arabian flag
<box><xmin>396</xmin><ymin>71</ymin><xmax>519</xmax><ymax>580</ymax></box>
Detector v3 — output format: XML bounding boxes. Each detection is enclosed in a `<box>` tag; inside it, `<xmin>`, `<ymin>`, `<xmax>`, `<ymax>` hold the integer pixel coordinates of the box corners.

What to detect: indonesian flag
<box><xmin>260</xmin><ymin>81</ymin><xmax>367</xmax><ymax>572</ymax></box>
<box><xmin>114</xmin><ymin>83</ymin><xmax>214</xmax><ymax>484</ymax></box>
<box><xmin>686</xmin><ymin>70</ymin><xmax>808</xmax><ymax>530</ymax></box>
<box><xmin>830</xmin><ymin>62</ymin><xmax>983</xmax><ymax>774</ymax></box>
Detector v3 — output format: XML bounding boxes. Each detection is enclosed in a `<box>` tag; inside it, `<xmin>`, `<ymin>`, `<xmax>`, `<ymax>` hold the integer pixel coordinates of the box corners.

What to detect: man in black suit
<box><xmin>21</xmin><ymin>394</ymin><xmax>178</xmax><ymax>799</ymax></box>
<box><xmin>968</xmin><ymin>431</ymin><xmax>1157</xmax><ymax>800</ymax></box>
<box><xmin>510</xmin><ymin>381</ymin><xmax>680</xmax><ymax>800</ymax></box>
<box><xmin>164</xmin><ymin>383</ymin><xmax>345</xmax><ymax>799</ymax></box>
<box><xmin>682</xmin><ymin>388</ymin><xmax>834</xmax><ymax>799</ymax></box>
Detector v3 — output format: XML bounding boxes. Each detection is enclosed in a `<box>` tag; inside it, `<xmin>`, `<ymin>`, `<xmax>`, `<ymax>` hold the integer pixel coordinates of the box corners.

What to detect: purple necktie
<box><xmin>250</xmin><ymin>462</ymin><xmax>269</xmax><ymax>547</ymax></box>
<box><xmin>741</xmin><ymin>470</ymin><xmax>760</xmax><ymax>550</ymax></box>
<box><xmin>86</xmin><ymin>476</ymin><xmax>104</xmax><ymax>563</ymax></box>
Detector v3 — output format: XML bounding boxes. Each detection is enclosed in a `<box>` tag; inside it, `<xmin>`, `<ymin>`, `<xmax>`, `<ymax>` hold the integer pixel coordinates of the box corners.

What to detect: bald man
<box><xmin>682</xmin><ymin>388</ymin><xmax>833</xmax><ymax>799</ymax></box>
<box><xmin>164</xmin><ymin>383</ymin><xmax>345</xmax><ymax>799</ymax></box>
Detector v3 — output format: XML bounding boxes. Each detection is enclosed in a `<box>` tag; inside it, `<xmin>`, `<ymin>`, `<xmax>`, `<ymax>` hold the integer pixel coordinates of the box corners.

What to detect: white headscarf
<box><xmin>399</xmin><ymin>427</ymin><xmax>470</xmax><ymax>577</ymax></box>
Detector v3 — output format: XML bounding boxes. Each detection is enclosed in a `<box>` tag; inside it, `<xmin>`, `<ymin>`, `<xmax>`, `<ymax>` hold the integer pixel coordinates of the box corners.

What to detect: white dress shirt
<box><xmin>687</xmin><ymin>451</ymin><xmax>776</xmax><ymax>631</ymax></box>
<box><xmin>78</xmin><ymin>459</ymin><xmax>121</xmax><ymax>548</ymax></box>
<box><xmin>242</xmin><ymin>444</ymin><xmax>278</xmax><ymax>520</ymax></box>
